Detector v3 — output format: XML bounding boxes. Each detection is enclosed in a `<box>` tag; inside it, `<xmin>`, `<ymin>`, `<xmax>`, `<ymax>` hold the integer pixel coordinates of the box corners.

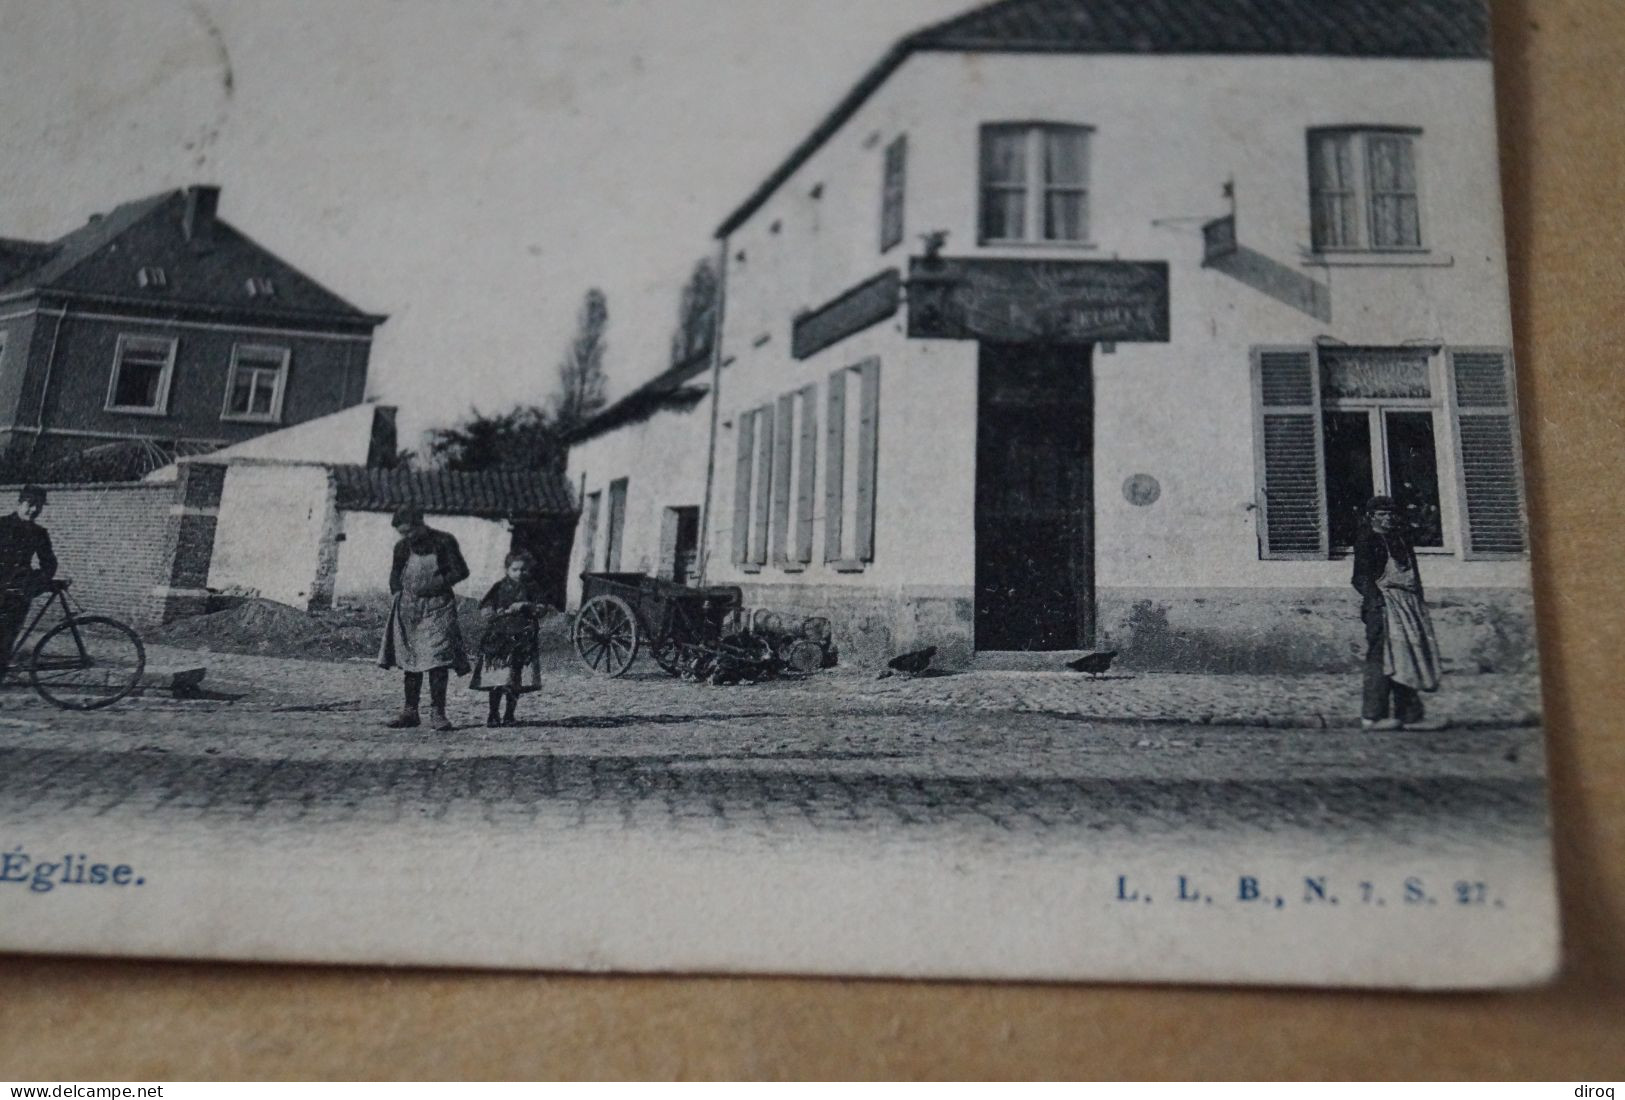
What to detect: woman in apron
<box><xmin>1351</xmin><ymin>496</ymin><xmax>1445</xmax><ymax>731</ymax></box>
<box><xmin>378</xmin><ymin>506</ymin><xmax>471</xmax><ymax>730</ymax></box>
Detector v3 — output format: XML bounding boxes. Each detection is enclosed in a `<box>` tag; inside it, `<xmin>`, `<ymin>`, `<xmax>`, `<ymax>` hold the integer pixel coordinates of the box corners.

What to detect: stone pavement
<box><xmin>114</xmin><ymin>643</ymin><xmax>1543</xmax><ymax>731</ymax></box>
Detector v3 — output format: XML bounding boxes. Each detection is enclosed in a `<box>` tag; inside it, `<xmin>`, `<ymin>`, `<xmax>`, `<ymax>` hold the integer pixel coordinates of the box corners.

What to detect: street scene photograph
<box><xmin>0</xmin><ymin>0</ymin><xmax>1557</xmax><ymax>987</ymax></box>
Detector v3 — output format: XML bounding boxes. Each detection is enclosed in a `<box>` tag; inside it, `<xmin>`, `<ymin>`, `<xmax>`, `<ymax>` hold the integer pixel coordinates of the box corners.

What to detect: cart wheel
<box><xmin>651</xmin><ymin>634</ymin><xmax>686</xmax><ymax>678</ymax></box>
<box><xmin>573</xmin><ymin>595</ymin><xmax>639</xmax><ymax>677</ymax></box>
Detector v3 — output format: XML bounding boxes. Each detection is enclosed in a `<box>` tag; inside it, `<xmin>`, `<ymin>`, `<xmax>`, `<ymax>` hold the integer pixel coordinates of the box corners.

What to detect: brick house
<box><xmin>0</xmin><ymin>185</ymin><xmax>385</xmax><ymax>480</ymax></box>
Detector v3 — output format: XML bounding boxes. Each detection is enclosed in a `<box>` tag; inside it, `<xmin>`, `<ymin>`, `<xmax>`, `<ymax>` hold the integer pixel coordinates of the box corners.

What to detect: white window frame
<box><xmin>1307</xmin><ymin>127</ymin><xmax>1427</xmax><ymax>254</ymax></box>
<box><xmin>978</xmin><ymin>122</ymin><xmax>1094</xmax><ymax>247</ymax></box>
<box><xmin>220</xmin><ymin>343</ymin><xmax>291</xmax><ymax>424</ymax></box>
<box><xmin>1320</xmin><ymin>352</ymin><xmax>1455</xmax><ymax>555</ymax></box>
<box><xmin>105</xmin><ymin>333</ymin><xmax>178</xmax><ymax>416</ymax></box>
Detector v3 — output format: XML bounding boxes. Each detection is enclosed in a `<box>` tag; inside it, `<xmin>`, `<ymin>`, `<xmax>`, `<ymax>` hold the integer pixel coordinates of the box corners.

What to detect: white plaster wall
<box><xmin>709</xmin><ymin>50</ymin><xmax>1528</xmax><ymax>597</ymax></box>
<box><xmin>564</xmin><ymin>394</ymin><xmax>713</xmax><ymax>608</ymax></box>
<box><xmin>333</xmin><ymin>511</ymin><xmax>515</xmax><ymax>604</ymax></box>
<box><xmin>207</xmin><ymin>464</ymin><xmax>332</xmax><ymax>607</ymax></box>
<box><xmin>145</xmin><ymin>402</ymin><xmax>383</xmax><ymax>482</ymax></box>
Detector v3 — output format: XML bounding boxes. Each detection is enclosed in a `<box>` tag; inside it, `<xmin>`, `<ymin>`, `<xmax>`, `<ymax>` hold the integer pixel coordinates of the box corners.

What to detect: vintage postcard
<box><xmin>0</xmin><ymin>0</ymin><xmax>1558</xmax><ymax>987</ymax></box>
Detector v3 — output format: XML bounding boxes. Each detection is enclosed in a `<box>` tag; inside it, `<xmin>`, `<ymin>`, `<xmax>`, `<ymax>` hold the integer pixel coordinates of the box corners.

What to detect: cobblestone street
<box><xmin>0</xmin><ymin>644</ymin><xmax>1549</xmax><ymax>845</ymax></box>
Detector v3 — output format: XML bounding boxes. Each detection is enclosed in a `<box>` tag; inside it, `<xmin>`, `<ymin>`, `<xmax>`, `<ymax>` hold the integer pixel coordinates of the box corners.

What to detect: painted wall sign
<box><xmin>907</xmin><ymin>257</ymin><xmax>1171</xmax><ymax>344</ymax></box>
<box><xmin>791</xmin><ymin>268</ymin><xmax>902</xmax><ymax>360</ymax></box>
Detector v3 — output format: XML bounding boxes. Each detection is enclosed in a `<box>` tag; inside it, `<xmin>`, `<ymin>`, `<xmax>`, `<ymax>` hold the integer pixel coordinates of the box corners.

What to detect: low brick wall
<box><xmin>1</xmin><ymin>481</ymin><xmax>177</xmax><ymax>627</ymax></box>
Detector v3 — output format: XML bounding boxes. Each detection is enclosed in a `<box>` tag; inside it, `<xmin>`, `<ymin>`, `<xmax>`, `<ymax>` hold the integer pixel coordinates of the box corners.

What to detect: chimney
<box><xmin>366</xmin><ymin>405</ymin><xmax>401</xmax><ymax>468</ymax></box>
<box><xmin>182</xmin><ymin>185</ymin><xmax>220</xmax><ymax>241</ymax></box>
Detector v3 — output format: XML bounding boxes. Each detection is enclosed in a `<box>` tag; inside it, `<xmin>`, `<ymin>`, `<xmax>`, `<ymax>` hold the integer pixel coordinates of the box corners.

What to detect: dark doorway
<box><xmin>661</xmin><ymin>506</ymin><xmax>701</xmax><ymax>585</ymax></box>
<box><xmin>975</xmin><ymin>343</ymin><xmax>1094</xmax><ymax>651</ymax></box>
<box><xmin>510</xmin><ymin>519</ymin><xmax>575</xmax><ymax>610</ymax></box>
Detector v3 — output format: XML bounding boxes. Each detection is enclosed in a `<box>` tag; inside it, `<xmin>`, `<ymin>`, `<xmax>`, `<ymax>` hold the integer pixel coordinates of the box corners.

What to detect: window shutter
<box><xmin>854</xmin><ymin>359</ymin><xmax>881</xmax><ymax>562</ymax></box>
<box><xmin>795</xmin><ymin>384</ymin><xmax>818</xmax><ymax>563</ymax></box>
<box><xmin>1251</xmin><ymin>347</ymin><xmax>1328</xmax><ymax>559</ymax></box>
<box><xmin>771</xmin><ymin>394</ymin><xmax>794</xmax><ymax>563</ymax></box>
<box><xmin>752</xmin><ymin>406</ymin><xmax>774</xmax><ymax>566</ymax></box>
<box><xmin>1448</xmin><ymin>348</ymin><xmax>1527</xmax><ymax>557</ymax></box>
<box><xmin>881</xmin><ymin>135</ymin><xmax>907</xmax><ymax>253</ymax></box>
<box><xmin>824</xmin><ymin>371</ymin><xmax>846</xmax><ymax>562</ymax></box>
<box><xmin>732</xmin><ymin>412</ymin><xmax>755</xmax><ymax>564</ymax></box>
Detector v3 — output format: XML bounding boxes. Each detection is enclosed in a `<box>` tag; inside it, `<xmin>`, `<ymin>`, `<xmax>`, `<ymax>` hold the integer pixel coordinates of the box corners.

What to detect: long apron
<box><xmin>377</xmin><ymin>550</ymin><xmax>469</xmax><ymax>675</ymax></box>
<box><xmin>1377</xmin><ymin>552</ymin><xmax>1441</xmax><ymax>692</ymax></box>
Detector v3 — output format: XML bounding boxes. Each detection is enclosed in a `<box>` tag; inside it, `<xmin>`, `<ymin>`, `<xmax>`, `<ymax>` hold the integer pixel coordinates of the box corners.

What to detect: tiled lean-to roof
<box><xmin>332</xmin><ymin>466</ymin><xmax>577</xmax><ymax>519</ymax></box>
<box><xmin>716</xmin><ymin>0</ymin><xmax>1490</xmax><ymax>237</ymax></box>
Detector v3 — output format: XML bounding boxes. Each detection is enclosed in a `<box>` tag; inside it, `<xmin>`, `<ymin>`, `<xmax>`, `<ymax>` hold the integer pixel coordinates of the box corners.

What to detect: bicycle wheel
<box><xmin>29</xmin><ymin>615</ymin><xmax>146</xmax><ymax>710</ymax></box>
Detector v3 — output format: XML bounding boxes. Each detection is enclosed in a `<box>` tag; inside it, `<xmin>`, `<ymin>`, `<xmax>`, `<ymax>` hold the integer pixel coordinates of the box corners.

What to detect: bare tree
<box><xmin>669</xmin><ymin>257</ymin><xmax>719</xmax><ymax>366</ymax></box>
<box><xmin>552</xmin><ymin>288</ymin><xmax>610</xmax><ymax>436</ymax></box>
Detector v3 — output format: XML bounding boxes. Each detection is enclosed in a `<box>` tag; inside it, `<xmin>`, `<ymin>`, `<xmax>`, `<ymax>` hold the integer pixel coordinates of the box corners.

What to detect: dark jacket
<box><xmin>1351</xmin><ymin>528</ymin><xmax>1424</xmax><ymax>612</ymax></box>
<box><xmin>388</xmin><ymin>528</ymin><xmax>470</xmax><ymax>597</ymax></box>
<box><xmin>0</xmin><ymin>513</ymin><xmax>57</xmax><ymax>592</ymax></box>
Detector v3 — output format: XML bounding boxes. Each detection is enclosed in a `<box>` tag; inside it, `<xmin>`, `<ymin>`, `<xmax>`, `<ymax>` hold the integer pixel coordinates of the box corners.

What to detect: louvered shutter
<box><xmin>731</xmin><ymin>412</ymin><xmax>755</xmax><ymax>564</ymax></box>
<box><xmin>854</xmin><ymin>359</ymin><xmax>881</xmax><ymax>562</ymax></box>
<box><xmin>752</xmin><ymin>406</ymin><xmax>774</xmax><ymax>566</ymax></box>
<box><xmin>1251</xmin><ymin>347</ymin><xmax>1328</xmax><ymax>559</ymax></box>
<box><xmin>1449</xmin><ymin>348</ymin><xmax>1527</xmax><ymax>557</ymax></box>
<box><xmin>771</xmin><ymin>394</ymin><xmax>794</xmax><ymax>563</ymax></box>
<box><xmin>795</xmin><ymin>384</ymin><xmax>818</xmax><ymax>563</ymax></box>
<box><xmin>824</xmin><ymin>371</ymin><xmax>846</xmax><ymax>563</ymax></box>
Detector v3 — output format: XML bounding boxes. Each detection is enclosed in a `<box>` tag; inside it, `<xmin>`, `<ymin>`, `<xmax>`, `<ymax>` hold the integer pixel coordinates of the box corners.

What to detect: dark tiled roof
<box><xmin>911</xmin><ymin>0</ymin><xmax>1488</xmax><ymax>58</ymax></box>
<box><xmin>717</xmin><ymin>0</ymin><xmax>1489</xmax><ymax>237</ymax></box>
<box><xmin>0</xmin><ymin>188</ymin><xmax>385</xmax><ymax>326</ymax></box>
<box><xmin>565</xmin><ymin>350</ymin><xmax>712</xmax><ymax>445</ymax></box>
<box><xmin>331</xmin><ymin>466</ymin><xmax>577</xmax><ymax>519</ymax></box>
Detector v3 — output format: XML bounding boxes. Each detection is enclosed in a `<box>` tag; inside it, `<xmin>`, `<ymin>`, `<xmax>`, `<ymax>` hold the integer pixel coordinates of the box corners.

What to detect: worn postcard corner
<box><xmin>0</xmin><ymin>0</ymin><xmax>1558</xmax><ymax>989</ymax></box>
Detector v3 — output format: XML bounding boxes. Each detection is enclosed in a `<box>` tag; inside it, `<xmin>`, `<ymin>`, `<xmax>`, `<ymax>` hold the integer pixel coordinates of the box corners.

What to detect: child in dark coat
<box><xmin>470</xmin><ymin>550</ymin><xmax>551</xmax><ymax>726</ymax></box>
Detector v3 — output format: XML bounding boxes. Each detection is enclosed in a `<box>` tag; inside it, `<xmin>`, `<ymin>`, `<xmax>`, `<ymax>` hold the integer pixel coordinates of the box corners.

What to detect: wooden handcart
<box><xmin>572</xmin><ymin>572</ymin><xmax>745</xmax><ymax>679</ymax></box>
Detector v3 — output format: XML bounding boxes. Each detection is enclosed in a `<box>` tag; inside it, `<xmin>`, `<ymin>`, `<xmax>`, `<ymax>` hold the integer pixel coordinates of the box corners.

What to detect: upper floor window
<box><xmin>244</xmin><ymin>276</ymin><xmax>276</xmax><ymax>298</ymax></box>
<box><xmin>880</xmin><ymin>134</ymin><xmax>907</xmax><ymax>253</ymax></box>
<box><xmin>1308</xmin><ymin>128</ymin><xmax>1423</xmax><ymax>252</ymax></box>
<box><xmin>136</xmin><ymin>266</ymin><xmax>167</xmax><ymax>289</ymax></box>
<box><xmin>979</xmin><ymin>123</ymin><xmax>1091</xmax><ymax>245</ymax></box>
<box><xmin>222</xmin><ymin>344</ymin><xmax>290</xmax><ymax>422</ymax></box>
<box><xmin>105</xmin><ymin>334</ymin><xmax>177</xmax><ymax>415</ymax></box>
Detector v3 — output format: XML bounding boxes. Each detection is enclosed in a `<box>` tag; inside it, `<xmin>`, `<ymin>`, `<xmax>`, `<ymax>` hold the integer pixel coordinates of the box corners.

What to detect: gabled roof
<box><xmin>0</xmin><ymin>188</ymin><xmax>385</xmax><ymax>326</ymax></box>
<box><xmin>716</xmin><ymin>0</ymin><xmax>1490</xmax><ymax>238</ymax></box>
<box><xmin>332</xmin><ymin>465</ymin><xmax>577</xmax><ymax>519</ymax></box>
<box><xmin>565</xmin><ymin>349</ymin><xmax>713</xmax><ymax>445</ymax></box>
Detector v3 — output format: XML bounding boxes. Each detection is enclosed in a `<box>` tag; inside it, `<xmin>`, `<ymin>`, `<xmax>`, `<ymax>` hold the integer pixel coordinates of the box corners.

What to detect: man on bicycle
<box><xmin>0</xmin><ymin>485</ymin><xmax>58</xmax><ymax>678</ymax></box>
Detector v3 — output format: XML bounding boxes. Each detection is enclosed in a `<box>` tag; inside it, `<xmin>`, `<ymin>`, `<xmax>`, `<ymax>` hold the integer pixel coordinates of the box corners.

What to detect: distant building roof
<box><xmin>565</xmin><ymin>349</ymin><xmax>712</xmax><ymax>446</ymax></box>
<box><xmin>0</xmin><ymin>186</ymin><xmax>386</xmax><ymax>327</ymax></box>
<box><xmin>332</xmin><ymin>466</ymin><xmax>577</xmax><ymax>520</ymax></box>
<box><xmin>716</xmin><ymin>0</ymin><xmax>1490</xmax><ymax>237</ymax></box>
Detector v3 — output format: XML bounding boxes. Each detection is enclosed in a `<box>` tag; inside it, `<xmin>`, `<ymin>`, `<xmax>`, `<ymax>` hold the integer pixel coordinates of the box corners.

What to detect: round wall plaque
<box><xmin>1123</xmin><ymin>474</ymin><xmax>1161</xmax><ymax>507</ymax></box>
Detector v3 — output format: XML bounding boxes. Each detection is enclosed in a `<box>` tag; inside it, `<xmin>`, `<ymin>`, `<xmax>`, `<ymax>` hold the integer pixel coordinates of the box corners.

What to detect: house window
<box><xmin>136</xmin><ymin>266</ymin><xmax>167</xmax><ymax>289</ymax></box>
<box><xmin>245</xmin><ymin>276</ymin><xmax>276</xmax><ymax>297</ymax></box>
<box><xmin>580</xmin><ymin>491</ymin><xmax>602</xmax><ymax>573</ymax></box>
<box><xmin>605</xmin><ymin>479</ymin><xmax>628</xmax><ymax>572</ymax></box>
<box><xmin>980</xmin><ymin>124</ymin><xmax>1091</xmax><ymax>245</ymax></box>
<box><xmin>105</xmin><ymin>334</ymin><xmax>178</xmax><ymax>415</ymax></box>
<box><xmin>880</xmin><ymin>134</ymin><xmax>907</xmax><ymax>253</ymax></box>
<box><xmin>1252</xmin><ymin>346</ymin><xmax>1526</xmax><ymax>560</ymax></box>
<box><xmin>1308</xmin><ymin>128</ymin><xmax>1423</xmax><ymax>252</ymax></box>
<box><xmin>824</xmin><ymin>359</ymin><xmax>880</xmax><ymax>569</ymax></box>
<box><xmin>222</xmin><ymin>344</ymin><xmax>290</xmax><ymax>422</ymax></box>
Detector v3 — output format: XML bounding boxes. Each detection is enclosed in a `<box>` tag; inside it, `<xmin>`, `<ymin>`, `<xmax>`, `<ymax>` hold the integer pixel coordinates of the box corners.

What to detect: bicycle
<box><xmin>1</xmin><ymin>578</ymin><xmax>146</xmax><ymax>710</ymax></box>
